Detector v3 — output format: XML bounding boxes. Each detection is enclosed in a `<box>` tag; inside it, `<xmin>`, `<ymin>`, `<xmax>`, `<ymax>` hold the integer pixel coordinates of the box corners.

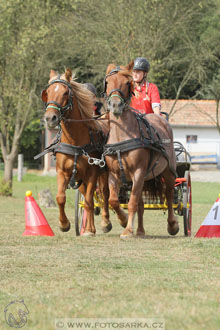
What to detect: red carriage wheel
<box><xmin>183</xmin><ymin>170</ymin><xmax>192</xmax><ymax>236</ymax></box>
<box><xmin>75</xmin><ymin>190</ymin><xmax>87</xmax><ymax>236</ymax></box>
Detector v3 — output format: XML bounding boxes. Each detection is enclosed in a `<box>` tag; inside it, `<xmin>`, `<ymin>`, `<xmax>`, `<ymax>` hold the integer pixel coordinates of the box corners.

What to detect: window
<box><xmin>186</xmin><ymin>135</ymin><xmax>197</xmax><ymax>143</ymax></box>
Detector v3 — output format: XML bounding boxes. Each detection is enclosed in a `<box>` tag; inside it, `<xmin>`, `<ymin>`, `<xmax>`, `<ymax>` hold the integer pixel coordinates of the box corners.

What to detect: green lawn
<box><xmin>0</xmin><ymin>172</ymin><xmax>220</xmax><ymax>330</ymax></box>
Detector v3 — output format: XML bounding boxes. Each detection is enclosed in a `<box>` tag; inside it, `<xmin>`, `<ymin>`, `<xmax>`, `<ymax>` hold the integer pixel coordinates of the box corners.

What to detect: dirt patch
<box><xmin>190</xmin><ymin>165</ymin><xmax>220</xmax><ymax>182</ymax></box>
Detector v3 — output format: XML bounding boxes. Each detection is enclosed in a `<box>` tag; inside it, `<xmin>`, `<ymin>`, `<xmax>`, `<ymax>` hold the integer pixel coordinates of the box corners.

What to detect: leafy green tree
<box><xmin>66</xmin><ymin>0</ymin><xmax>220</xmax><ymax>101</ymax></box>
<box><xmin>0</xmin><ymin>0</ymin><xmax>77</xmax><ymax>193</ymax></box>
<box><xmin>198</xmin><ymin>70</ymin><xmax>220</xmax><ymax>134</ymax></box>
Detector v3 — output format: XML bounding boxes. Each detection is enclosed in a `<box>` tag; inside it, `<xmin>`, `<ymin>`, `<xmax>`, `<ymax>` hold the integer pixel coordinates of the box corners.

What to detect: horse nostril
<box><xmin>112</xmin><ymin>101</ymin><xmax>122</xmax><ymax>108</ymax></box>
<box><xmin>52</xmin><ymin>115</ymin><xmax>57</xmax><ymax>122</ymax></box>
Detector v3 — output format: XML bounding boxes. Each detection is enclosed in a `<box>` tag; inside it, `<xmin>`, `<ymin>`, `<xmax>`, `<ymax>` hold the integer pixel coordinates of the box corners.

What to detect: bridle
<box><xmin>42</xmin><ymin>78</ymin><xmax>73</xmax><ymax>120</ymax></box>
<box><xmin>103</xmin><ymin>66</ymin><xmax>133</xmax><ymax>108</ymax></box>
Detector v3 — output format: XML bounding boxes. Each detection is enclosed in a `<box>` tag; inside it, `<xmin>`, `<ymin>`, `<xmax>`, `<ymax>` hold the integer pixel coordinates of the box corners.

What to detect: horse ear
<box><xmin>41</xmin><ymin>89</ymin><xmax>47</xmax><ymax>103</ymax></box>
<box><xmin>65</xmin><ymin>68</ymin><xmax>72</xmax><ymax>82</ymax></box>
<box><xmin>50</xmin><ymin>70</ymin><xmax>57</xmax><ymax>79</ymax></box>
<box><xmin>106</xmin><ymin>64</ymin><xmax>116</xmax><ymax>75</ymax></box>
<box><xmin>126</xmin><ymin>60</ymin><xmax>134</xmax><ymax>71</ymax></box>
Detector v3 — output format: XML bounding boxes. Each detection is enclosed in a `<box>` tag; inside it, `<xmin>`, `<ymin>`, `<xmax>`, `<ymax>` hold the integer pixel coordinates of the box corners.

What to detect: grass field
<box><xmin>1</xmin><ymin>172</ymin><xmax>220</xmax><ymax>330</ymax></box>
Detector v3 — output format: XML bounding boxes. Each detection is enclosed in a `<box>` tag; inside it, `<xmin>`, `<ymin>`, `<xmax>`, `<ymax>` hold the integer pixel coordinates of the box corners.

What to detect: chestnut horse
<box><xmin>103</xmin><ymin>62</ymin><xmax>179</xmax><ymax>239</ymax></box>
<box><xmin>41</xmin><ymin>68</ymin><xmax>112</xmax><ymax>236</ymax></box>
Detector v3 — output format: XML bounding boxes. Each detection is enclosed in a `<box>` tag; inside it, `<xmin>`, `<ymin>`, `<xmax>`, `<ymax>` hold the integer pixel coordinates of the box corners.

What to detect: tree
<box><xmin>193</xmin><ymin>0</ymin><xmax>220</xmax><ymax>130</ymax></box>
<box><xmin>0</xmin><ymin>0</ymin><xmax>77</xmax><ymax>194</ymax></box>
<box><xmin>65</xmin><ymin>0</ymin><xmax>219</xmax><ymax>99</ymax></box>
<box><xmin>198</xmin><ymin>70</ymin><xmax>220</xmax><ymax>134</ymax></box>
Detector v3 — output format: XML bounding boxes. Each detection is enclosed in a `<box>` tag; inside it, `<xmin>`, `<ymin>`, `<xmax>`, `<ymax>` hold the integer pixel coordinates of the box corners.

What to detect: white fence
<box><xmin>183</xmin><ymin>141</ymin><xmax>220</xmax><ymax>166</ymax></box>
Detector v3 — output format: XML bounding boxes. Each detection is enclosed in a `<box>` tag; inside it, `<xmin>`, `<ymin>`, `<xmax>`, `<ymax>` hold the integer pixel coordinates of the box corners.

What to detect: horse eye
<box><xmin>64</xmin><ymin>91</ymin><xmax>68</xmax><ymax>96</ymax></box>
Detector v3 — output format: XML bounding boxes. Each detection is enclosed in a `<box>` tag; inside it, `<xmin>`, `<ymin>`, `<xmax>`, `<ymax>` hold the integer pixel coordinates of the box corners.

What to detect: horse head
<box><xmin>104</xmin><ymin>61</ymin><xmax>134</xmax><ymax>116</ymax></box>
<box><xmin>42</xmin><ymin>68</ymin><xmax>73</xmax><ymax>128</ymax></box>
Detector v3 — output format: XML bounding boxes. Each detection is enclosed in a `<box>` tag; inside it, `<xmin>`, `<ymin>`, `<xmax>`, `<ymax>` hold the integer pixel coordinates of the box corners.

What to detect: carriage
<box><xmin>75</xmin><ymin>140</ymin><xmax>192</xmax><ymax>237</ymax></box>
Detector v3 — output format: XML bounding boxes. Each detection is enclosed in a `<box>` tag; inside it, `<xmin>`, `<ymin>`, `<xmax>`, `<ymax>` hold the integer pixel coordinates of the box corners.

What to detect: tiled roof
<box><xmin>161</xmin><ymin>99</ymin><xmax>219</xmax><ymax>126</ymax></box>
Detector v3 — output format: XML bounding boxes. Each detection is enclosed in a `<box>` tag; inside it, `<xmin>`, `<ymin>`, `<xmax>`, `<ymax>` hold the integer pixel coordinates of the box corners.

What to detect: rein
<box><xmin>63</xmin><ymin>112</ymin><xmax>108</xmax><ymax>122</ymax></box>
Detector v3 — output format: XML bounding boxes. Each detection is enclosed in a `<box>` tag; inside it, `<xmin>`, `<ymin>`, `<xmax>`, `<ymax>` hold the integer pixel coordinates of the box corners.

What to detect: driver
<box><xmin>130</xmin><ymin>57</ymin><xmax>161</xmax><ymax>116</ymax></box>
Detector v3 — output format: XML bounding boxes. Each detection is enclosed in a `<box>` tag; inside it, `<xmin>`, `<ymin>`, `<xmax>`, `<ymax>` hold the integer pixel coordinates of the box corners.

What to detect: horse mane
<box><xmin>49</xmin><ymin>69</ymin><xmax>108</xmax><ymax>133</ymax></box>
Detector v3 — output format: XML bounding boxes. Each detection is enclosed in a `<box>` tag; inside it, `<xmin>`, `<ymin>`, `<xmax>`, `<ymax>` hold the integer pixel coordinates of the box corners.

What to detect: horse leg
<box><xmin>79</xmin><ymin>182</ymin><xmax>86</xmax><ymax>195</ymax></box>
<box><xmin>82</xmin><ymin>176</ymin><xmax>97</xmax><ymax>237</ymax></box>
<box><xmin>108</xmin><ymin>173</ymin><xmax>128</xmax><ymax>228</ymax></box>
<box><xmin>163</xmin><ymin>168</ymin><xmax>179</xmax><ymax>235</ymax></box>
<box><xmin>136</xmin><ymin>195</ymin><xmax>145</xmax><ymax>237</ymax></box>
<box><xmin>120</xmin><ymin>173</ymin><xmax>144</xmax><ymax>239</ymax></box>
<box><xmin>56</xmin><ymin>169</ymin><xmax>71</xmax><ymax>232</ymax></box>
<box><xmin>98</xmin><ymin>173</ymin><xmax>112</xmax><ymax>233</ymax></box>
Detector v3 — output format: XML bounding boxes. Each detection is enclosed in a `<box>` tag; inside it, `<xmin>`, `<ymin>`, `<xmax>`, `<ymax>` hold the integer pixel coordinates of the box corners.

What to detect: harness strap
<box><xmin>104</xmin><ymin>138</ymin><xmax>159</xmax><ymax>154</ymax></box>
<box><xmin>34</xmin><ymin>126</ymin><xmax>62</xmax><ymax>160</ymax></box>
<box><xmin>116</xmin><ymin>150</ymin><xmax>127</xmax><ymax>185</ymax></box>
<box><xmin>104</xmin><ymin>137</ymin><xmax>177</xmax><ymax>183</ymax></box>
<box><xmin>68</xmin><ymin>154</ymin><xmax>79</xmax><ymax>189</ymax></box>
<box><xmin>136</xmin><ymin>113</ymin><xmax>154</xmax><ymax>173</ymax></box>
<box><xmin>135</xmin><ymin>113</ymin><xmax>155</xmax><ymax>141</ymax></box>
<box><xmin>55</xmin><ymin>142</ymin><xmax>98</xmax><ymax>156</ymax></box>
<box><xmin>135</xmin><ymin>113</ymin><xmax>177</xmax><ymax>178</ymax></box>
<box><xmin>34</xmin><ymin>141</ymin><xmax>99</xmax><ymax>160</ymax></box>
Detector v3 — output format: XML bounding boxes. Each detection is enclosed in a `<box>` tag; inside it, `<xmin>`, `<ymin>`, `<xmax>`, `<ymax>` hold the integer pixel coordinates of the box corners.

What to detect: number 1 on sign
<box><xmin>212</xmin><ymin>205</ymin><xmax>219</xmax><ymax>220</ymax></box>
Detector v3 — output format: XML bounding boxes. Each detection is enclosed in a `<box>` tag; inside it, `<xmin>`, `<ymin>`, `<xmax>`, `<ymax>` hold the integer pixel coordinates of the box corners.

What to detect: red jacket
<box><xmin>130</xmin><ymin>81</ymin><xmax>161</xmax><ymax>114</ymax></box>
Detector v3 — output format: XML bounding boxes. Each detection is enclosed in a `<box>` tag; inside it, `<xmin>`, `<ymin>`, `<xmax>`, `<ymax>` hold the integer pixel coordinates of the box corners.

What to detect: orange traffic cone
<box><xmin>23</xmin><ymin>191</ymin><xmax>55</xmax><ymax>236</ymax></box>
<box><xmin>195</xmin><ymin>194</ymin><xmax>220</xmax><ymax>238</ymax></box>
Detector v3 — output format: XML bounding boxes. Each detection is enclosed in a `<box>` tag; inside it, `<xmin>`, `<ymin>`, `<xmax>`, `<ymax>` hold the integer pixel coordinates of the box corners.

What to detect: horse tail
<box><xmin>143</xmin><ymin>174</ymin><xmax>164</xmax><ymax>201</ymax></box>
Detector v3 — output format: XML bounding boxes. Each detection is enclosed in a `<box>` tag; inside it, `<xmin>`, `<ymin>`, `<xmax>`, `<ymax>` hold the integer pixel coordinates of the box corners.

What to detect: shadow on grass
<box><xmin>142</xmin><ymin>235</ymin><xmax>186</xmax><ymax>239</ymax></box>
<box><xmin>94</xmin><ymin>232</ymin><xmax>186</xmax><ymax>240</ymax></box>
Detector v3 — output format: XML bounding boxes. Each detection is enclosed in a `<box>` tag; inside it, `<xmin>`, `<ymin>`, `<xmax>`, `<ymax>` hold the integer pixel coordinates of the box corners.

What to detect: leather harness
<box><xmin>35</xmin><ymin>78</ymin><xmax>107</xmax><ymax>189</ymax></box>
<box><xmin>103</xmin><ymin>67</ymin><xmax>177</xmax><ymax>185</ymax></box>
<box><xmin>103</xmin><ymin>112</ymin><xmax>176</xmax><ymax>185</ymax></box>
<box><xmin>35</xmin><ymin>72</ymin><xmax>176</xmax><ymax>189</ymax></box>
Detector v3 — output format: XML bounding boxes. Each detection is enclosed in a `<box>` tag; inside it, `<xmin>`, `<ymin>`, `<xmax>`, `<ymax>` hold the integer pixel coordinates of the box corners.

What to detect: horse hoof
<box><xmin>167</xmin><ymin>222</ymin><xmax>179</xmax><ymax>236</ymax></box>
<box><xmin>59</xmin><ymin>222</ymin><xmax>71</xmax><ymax>232</ymax></box>
<box><xmin>120</xmin><ymin>230</ymin><xmax>134</xmax><ymax>240</ymax></box>
<box><xmin>120</xmin><ymin>233</ymin><xmax>134</xmax><ymax>240</ymax></box>
<box><xmin>81</xmin><ymin>232</ymin><xmax>95</xmax><ymax>237</ymax></box>
<box><xmin>136</xmin><ymin>231</ymin><xmax>146</xmax><ymax>238</ymax></box>
<box><xmin>119</xmin><ymin>218</ymin><xmax>128</xmax><ymax>228</ymax></box>
<box><xmin>102</xmin><ymin>222</ymin><xmax>112</xmax><ymax>233</ymax></box>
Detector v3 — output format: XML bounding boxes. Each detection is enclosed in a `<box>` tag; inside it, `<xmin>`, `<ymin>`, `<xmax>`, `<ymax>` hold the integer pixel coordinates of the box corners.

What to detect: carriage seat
<box><xmin>174</xmin><ymin>142</ymin><xmax>191</xmax><ymax>178</ymax></box>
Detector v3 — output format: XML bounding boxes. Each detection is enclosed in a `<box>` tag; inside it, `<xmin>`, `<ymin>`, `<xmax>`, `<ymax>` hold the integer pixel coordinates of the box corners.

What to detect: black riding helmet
<box><xmin>133</xmin><ymin>57</ymin><xmax>150</xmax><ymax>72</ymax></box>
<box><xmin>83</xmin><ymin>83</ymin><xmax>97</xmax><ymax>96</ymax></box>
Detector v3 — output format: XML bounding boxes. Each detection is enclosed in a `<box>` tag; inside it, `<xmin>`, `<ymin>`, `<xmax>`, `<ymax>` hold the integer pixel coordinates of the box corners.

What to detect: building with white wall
<box><xmin>162</xmin><ymin>100</ymin><xmax>220</xmax><ymax>164</ymax></box>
